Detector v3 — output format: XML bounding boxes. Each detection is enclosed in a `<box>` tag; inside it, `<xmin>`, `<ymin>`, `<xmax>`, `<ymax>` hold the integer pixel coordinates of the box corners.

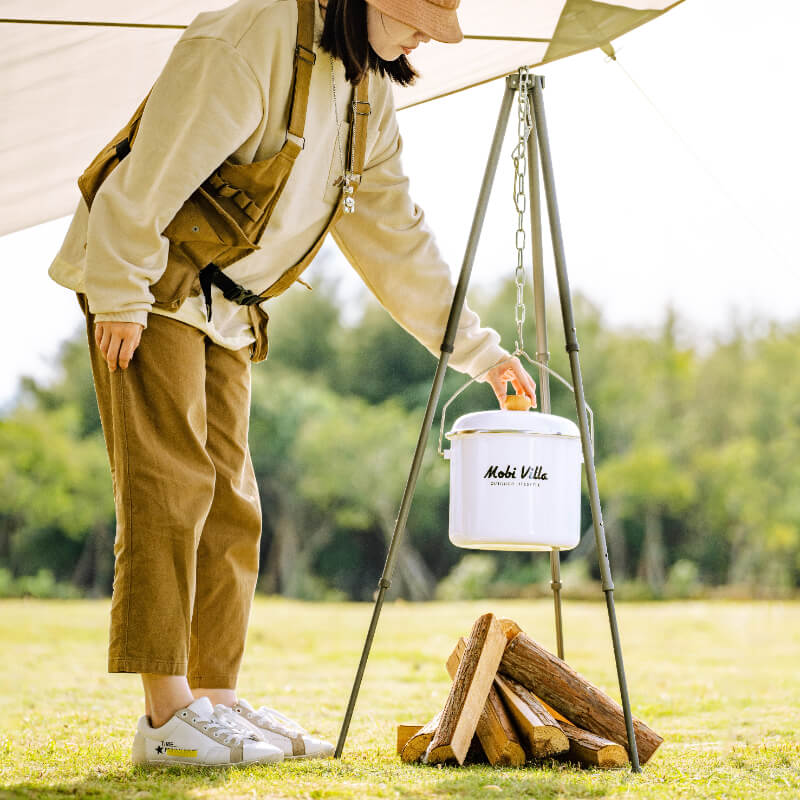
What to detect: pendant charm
<box><xmin>343</xmin><ymin>174</ymin><xmax>355</xmax><ymax>214</ymax></box>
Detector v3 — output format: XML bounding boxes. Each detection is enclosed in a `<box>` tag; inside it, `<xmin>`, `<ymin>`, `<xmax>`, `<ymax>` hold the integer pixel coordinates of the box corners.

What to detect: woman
<box><xmin>48</xmin><ymin>0</ymin><xmax>537</xmax><ymax>767</ymax></box>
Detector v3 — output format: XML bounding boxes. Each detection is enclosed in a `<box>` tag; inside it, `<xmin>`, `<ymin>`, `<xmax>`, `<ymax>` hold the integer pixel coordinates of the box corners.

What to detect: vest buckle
<box><xmin>295</xmin><ymin>44</ymin><xmax>316</xmax><ymax>65</ymax></box>
<box><xmin>287</xmin><ymin>131</ymin><xmax>305</xmax><ymax>150</ymax></box>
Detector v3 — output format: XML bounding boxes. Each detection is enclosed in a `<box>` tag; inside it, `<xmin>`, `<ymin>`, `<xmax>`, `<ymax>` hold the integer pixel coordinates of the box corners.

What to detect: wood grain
<box><xmin>500</xmin><ymin>632</ymin><xmax>663</xmax><ymax>763</ymax></box>
<box><xmin>560</xmin><ymin>722</ymin><xmax>628</xmax><ymax>768</ymax></box>
<box><xmin>396</xmin><ymin>724</ymin><xmax>423</xmax><ymax>755</ymax></box>
<box><xmin>447</xmin><ymin>638</ymin><xmax>525</xmax><ymax>767</ymax></box>
<box><xmin>494</xmin><ymin>675</ymin><xmax>569</xmax><ymax>758</ymax></box>
<box><xmin>425</xmin><ymin>613</ymin><xmax>506</xmax><ymax>764</ymax></box>
<box><xmin>498</xmin><ymin>618</ymin><xmax>523</xmax><ymax>642</ymax></box>
<box><xmin>400</xmin><ymin>712</ymin><xmax>440</xmax><ymax>763</ymax></box>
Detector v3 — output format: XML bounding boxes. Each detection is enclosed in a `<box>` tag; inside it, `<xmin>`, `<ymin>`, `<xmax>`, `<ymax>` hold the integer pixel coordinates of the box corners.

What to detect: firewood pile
<box><xmin>396</xmin><ymin>613</ymin><xmax>662</xmax><ymax>769</ymax></box>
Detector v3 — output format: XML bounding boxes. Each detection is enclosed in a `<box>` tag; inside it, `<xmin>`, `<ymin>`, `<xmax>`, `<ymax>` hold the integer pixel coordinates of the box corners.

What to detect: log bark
<box><xmin>500</xmin><ymin>632</ymin><xmax>663</xmax><ymax>763</ymax></box>
<box><xmin>447</xmin><ymin>639</ymin><xmax>525</xmax><ymax>767</ymax></box>
<box><xmin>425</xmin><ymin>613</ymin><xmax>506</xmax><ymax>765</ymax></box>
<box><xmin>400</xmin><ymin>712</ymin><xmax>440</xmax><ymax>763</ymax></box>
<box><xmin>560</xmin><ymin>722</ymin><xmax>628</xmax><ymax>769</ymax></box>
<box><xmin>494</xmin><ymin>675</ymin><xmax>569</xmax><ymax>758</ymax></box>
<box><xmin>493</xmin><ymin>643</ymin><xmax>628</xmax><ymax>769</ymax></box>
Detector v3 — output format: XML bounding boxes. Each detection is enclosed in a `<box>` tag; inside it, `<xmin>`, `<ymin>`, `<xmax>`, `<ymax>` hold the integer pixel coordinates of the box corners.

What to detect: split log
<box><xmin>397</xmin><ymin>724</ymin><xmax>423</xmax><ymax>755</ymax></box>
<box><xmin>494</xmin><ymin>675</ymin><xmax>569</xmax><ymax>758</ymax></box>
<box><xmin>560</xmin><ymin>722</ymin><xmax>628</xmax><ymax>769</ymax></box>
<box><xmin>498</xmin><ymin>618</ymin><xmax>522</xmax><ymax>641</ymax></box>
<box><xmin>500</xmin><ymin>632</ymin><xmax>663</xmax><ymax>763</ymax></box>
<box><xmin>400</xmin><ymin>712</ymin><xmax>440</xmax><ymax>763</ymax></box>
<box><xmin>496</xmin><ymin>675</ymin><xmax>627</xmax><ymax>768</ymax></box>
<box><xmin>447</xmin><ymin>639</ymin><xmax>526</xmax><ymax>767</ymax></box>
<box><xmin>425</xmin><ymin>613</ymin><xmax>506</xmax><ymax>765</ymax></box>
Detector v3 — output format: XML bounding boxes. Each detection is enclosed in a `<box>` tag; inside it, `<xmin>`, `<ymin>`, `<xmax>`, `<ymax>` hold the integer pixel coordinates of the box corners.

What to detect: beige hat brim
<box><xmin>368</xmin><ymin>0</ymin><xmax>464</xmax><ymax>44</ymax></box>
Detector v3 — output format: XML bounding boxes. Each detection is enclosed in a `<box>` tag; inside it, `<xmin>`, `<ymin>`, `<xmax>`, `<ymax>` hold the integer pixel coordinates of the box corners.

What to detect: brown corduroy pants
<box><xmin>77</xmin><ymin>293</ymin><xmax>262</xmax><ymax>689</ymax></box>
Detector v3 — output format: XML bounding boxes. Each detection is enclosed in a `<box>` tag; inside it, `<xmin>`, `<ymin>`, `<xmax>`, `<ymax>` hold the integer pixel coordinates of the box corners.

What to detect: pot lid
<box><xmin>446</xmin><ymin>409</ymin><xmax>580</xmax><ymax>438</ymax></box>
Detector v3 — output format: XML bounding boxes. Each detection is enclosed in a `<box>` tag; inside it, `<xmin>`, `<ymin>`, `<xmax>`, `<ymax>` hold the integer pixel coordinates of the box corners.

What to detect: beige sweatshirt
<box><xmin>48</xmin><ymin>0</ymin><xmax>510</xmax><ymax>377</ymax></box>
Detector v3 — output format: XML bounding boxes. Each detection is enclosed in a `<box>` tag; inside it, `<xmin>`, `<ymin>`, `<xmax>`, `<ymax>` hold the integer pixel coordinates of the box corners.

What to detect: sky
<box><xmin>1</xmin><ymin>0</ymin><xmax>798</xmax><ymax>409</ymax></box>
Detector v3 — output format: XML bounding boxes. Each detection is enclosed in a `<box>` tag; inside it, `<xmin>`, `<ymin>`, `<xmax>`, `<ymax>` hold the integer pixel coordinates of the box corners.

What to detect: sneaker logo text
<box><xmin>156</xmin><ymin>740</ymin><xmax>197</xmax><ymax>758</ymax></box>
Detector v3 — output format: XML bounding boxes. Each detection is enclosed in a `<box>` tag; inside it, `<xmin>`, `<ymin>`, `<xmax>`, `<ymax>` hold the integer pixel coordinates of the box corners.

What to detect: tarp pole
<box><xmin>334</xmin><ymin>76</ymin><xmax>518</xmax><ymax>759</ymax></box>
<box><xmin>530</xmin><ymin>74</ymin><xmax>642</xmax><ymax>772</ymax></box>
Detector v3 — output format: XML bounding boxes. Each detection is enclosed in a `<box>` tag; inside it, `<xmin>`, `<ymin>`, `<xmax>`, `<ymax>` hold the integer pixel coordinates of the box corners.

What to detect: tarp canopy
<box><xmin>0</xmin><ymin>0</ymin><xmax>682</xmax><ymax>236</ymax></box>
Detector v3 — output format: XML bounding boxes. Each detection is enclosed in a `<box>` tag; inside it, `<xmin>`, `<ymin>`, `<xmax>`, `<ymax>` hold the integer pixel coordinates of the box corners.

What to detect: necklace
<box><xmin>329</xmin><ymin>54</ymin><xmax>356</xmax><ymax>213</ymax></box>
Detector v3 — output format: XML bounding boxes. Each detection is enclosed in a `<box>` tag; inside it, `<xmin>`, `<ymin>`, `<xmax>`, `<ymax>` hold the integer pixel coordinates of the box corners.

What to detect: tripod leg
<box><xmin>526</xmin><ymin>86</ymin><xmax>565</xmax><ymax>661</ymax></box>
<box><xmin>334</xmin><ymin>76</ymin><xmax>519</xmax><ymax>759</ymax></box>
<box><xmin>530</xmin><ymin>75</ymin><xmax>642</xmax><ymax>773</ymax></box>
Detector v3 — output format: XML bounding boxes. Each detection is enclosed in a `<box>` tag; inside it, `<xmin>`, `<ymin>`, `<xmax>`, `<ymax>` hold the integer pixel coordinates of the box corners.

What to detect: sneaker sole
<box><xmin>133</xmin><ymin>757</ymin><xmax>283</xmax><ymax>768</ymax></box>
<box><xmin>285</xmin><ymin>752</ymin><xmax>334</xmax><ymax>760</ymax></box>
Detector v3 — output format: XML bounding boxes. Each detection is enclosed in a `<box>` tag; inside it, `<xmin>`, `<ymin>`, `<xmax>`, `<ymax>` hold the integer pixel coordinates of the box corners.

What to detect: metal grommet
<box><xmin>192</xmin><ymin>225</ymin><xmax>200</xmax><ymax>233</ymax></box>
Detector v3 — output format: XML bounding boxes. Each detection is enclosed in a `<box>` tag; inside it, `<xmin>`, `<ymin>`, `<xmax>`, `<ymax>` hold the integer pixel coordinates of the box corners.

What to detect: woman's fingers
<box><xmin>106</xmin><ymin>333</ymin><xmax>123</xmax><ymax>371</ymax></box>
<box><xmin>98</xmin><ymin>324</ymin><xmax>112</xmax><ymax>361</ymax></box>
<box><xmin>485</xmin><ymin>357</ymin><xmax>538</xmax><ymax>409</ymax></box>
<box><xmin>94</xmin><ymin>321</ymin><xmax>144</xmax><ymax>371</ymax></box>
<box><xmin>118</xmin><ymin>330</ymin><xmax>140</xmax><ymax>370</ymax></box>
<box><xmin>511</xmin><ymin>365</ymin><xmax>537</xmax><ymax>408</ymax></box>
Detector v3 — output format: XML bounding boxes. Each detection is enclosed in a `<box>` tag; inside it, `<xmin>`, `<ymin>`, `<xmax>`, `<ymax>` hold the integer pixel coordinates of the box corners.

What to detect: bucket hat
<box><xmin>368</xmin><ymin>0</ymin><xmax>463</xmax><ymax>44</ymax></box>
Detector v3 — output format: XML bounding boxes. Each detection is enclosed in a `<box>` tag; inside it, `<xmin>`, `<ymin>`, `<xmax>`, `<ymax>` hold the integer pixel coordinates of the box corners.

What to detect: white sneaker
<box><xmin>218</xmin><ymin>698</ymin><xmax>335</xmax><ymax>759</ymax></box>
<box><xmin>131</xmin><ymin>696</ymin><xmax>284</xmax><ymax>767</ymax></box>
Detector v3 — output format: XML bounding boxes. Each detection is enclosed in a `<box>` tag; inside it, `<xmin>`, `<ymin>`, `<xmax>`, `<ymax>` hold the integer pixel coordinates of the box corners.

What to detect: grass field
<box><xmin>0</xmin><ymin>598</ymin><xmax>798</xmax><ymax>799</ymax></box>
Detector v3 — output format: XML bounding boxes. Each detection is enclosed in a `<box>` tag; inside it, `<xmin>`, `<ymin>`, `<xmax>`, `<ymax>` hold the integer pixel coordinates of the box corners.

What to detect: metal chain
<box><xmin>330</xmin><ymin>54</ymin><xmax>355</xmax><ymax>213</ymax></box>
<box><xmin>511</xmin><ymin>67</ymin><xmax>533</xmax><ymax>351</ymax></box>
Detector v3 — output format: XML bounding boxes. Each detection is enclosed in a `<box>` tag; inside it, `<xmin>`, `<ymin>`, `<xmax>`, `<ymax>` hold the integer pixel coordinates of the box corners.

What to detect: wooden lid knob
<box><xmin>505</xmin><ymin>394</ymin><xmax>532</xmax><ymax>411</ymax></box>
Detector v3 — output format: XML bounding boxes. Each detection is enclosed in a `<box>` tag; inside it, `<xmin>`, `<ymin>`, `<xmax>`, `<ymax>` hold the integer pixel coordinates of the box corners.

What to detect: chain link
<box><xmin>330</xmin><ymin>54</ymin><xmax>356</xmax><ymax>213</ymax></box>
<box><xmin>511</xmin><ymin>67</ymin><xmax>533</xmax><ymax>351</ymax></box>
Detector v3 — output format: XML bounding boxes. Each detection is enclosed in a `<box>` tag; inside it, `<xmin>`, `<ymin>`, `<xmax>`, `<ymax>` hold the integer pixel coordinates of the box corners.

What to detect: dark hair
<box><xmin>318</xmin><ymin>0</ymin><xmax>418</xmax><ymax>86</ymax></box>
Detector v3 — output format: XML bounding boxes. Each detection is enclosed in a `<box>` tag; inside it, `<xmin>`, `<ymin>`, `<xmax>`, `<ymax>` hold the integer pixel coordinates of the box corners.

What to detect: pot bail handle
<box><xmin>437</xmin><ymin>348</ymin><xmax>594</xmax><ymax>458</ymax></box>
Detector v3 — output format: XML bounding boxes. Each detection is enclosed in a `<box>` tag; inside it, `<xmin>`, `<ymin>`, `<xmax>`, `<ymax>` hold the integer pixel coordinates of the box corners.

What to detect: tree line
<box><xmin>1</xmin><ymin>268</ymin><xmax>798</xmax><ymax>600</ymax></box>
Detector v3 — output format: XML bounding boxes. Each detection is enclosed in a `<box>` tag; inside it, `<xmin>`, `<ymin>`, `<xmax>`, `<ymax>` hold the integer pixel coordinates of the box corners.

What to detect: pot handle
<box><xmin>437</xmin><ymin>349</ymin><xmax>594</xmax><ymax>457</ymax></box>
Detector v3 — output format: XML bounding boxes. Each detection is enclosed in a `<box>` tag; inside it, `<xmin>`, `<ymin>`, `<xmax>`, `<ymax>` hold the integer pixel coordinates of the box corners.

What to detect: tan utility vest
<box><xmin>77</xmin><ymin>0</ymin><xmax>370</xmax><ymax>362</ymax></box>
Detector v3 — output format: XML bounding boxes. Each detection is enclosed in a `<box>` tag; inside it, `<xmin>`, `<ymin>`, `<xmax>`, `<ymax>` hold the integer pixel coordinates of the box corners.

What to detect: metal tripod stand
<box><xmin>335</xmin><ymin>69</ymin><xmax>641</xmax><ymax>773</ymax></box>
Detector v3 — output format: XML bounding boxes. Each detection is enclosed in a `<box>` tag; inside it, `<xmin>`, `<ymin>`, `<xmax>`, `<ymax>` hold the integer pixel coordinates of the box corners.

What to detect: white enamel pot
<box><xmin>444</xmin><ymin>409</ymin><xmax>583</xmax><ymax>551</ymax></box>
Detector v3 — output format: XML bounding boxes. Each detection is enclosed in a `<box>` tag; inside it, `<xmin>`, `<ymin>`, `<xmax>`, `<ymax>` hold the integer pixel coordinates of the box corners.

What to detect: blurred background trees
<box><xmin>2</xmin><ymin>273</ymin><xmax>798</xmax><ymax>600</ymax></box>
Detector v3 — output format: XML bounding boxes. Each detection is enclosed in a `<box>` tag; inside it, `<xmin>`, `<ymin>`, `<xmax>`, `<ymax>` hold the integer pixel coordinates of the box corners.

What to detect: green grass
<box><xmin>1</xmin><ymin>598</ymin><xmax>798</xmax><ymax>799</ymax></box>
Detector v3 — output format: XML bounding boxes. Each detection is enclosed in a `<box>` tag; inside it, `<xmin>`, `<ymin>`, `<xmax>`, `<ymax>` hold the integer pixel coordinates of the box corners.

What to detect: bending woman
<box><xmin>48</xmin><ymin>0</ymin><xmax>537</xmax><ymax>768</ymax></box>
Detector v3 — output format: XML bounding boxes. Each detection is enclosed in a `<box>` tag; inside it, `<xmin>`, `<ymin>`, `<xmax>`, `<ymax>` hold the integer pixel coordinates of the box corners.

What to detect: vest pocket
<box><xmin>152</xmin><ymin>185</ymin><xmax>261</xmax><ymax>309</ymax></box>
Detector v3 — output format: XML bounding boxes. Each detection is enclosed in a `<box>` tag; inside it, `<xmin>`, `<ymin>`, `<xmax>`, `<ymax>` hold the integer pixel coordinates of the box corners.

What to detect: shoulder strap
<box><xmin>284</xmin><ymin>0</ymin><xmax>317</xmax><ymax>157</ymax></box>
<box><xmin>349</xmin><ymin>72</ymin><xmax>371</xmax><ymax>181</ymax></box>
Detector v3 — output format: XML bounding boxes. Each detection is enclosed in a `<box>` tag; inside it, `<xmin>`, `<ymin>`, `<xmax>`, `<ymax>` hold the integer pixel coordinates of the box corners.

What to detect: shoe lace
<box><xmin>214</xmin><ymin>706</ymin><xmax>262</xmax><ymax>740</ymax></box>
<box><xmin>190</xmin><ymin>711</ymin><xmax>250</xmax><ymax>745</ymax></box>
<box><xmin>248</xmin><ymin>707</ymin><xmax>304</xmax><ymax>738</ymax></box>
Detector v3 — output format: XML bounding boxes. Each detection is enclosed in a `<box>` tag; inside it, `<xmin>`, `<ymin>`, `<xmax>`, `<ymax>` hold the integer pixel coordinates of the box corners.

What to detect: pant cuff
<box><xmin>109</xmin><ymin>656</ymin><xmax>187</xmax><ymax>675</ymax></box>
<box><xmin>187</xmin><ymin>673</ymin><xmax>238</xmax><ymax>690</ymax></box>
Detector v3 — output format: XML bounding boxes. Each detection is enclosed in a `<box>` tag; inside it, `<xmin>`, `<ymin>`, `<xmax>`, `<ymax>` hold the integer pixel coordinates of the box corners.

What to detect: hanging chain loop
<box><xmin>511</xmin><ymin>67</ymin><xmax>533</xmax><ymax>351</ymax></box>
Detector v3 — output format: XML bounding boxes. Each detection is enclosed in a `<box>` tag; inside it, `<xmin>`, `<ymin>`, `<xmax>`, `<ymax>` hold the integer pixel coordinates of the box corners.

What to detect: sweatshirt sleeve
<box><xmin>330</xmin><ymin>80</ymin><xmax>510</xmax><ymax>379</ymax></box>
<box><xmin>85</xmin><ymin>37</ymin><xmax>264</xmax><ymax>325</ymax></box>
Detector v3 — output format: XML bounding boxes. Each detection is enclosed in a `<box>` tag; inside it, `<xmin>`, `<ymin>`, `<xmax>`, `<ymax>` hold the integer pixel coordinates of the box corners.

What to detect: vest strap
<box><xmin>349</xmin><ymin>75</ymin><xmax>371</xmax><ymax>179</ymax></box>
<box><xmin>285</xmin><ymin>0</ymin><xmax>317</xmax><ymax>150</ymax></box>
<box><xmin>199</xmin><ymin>263</ymin><xmax>265</xmax><ymax>321</ymax></box>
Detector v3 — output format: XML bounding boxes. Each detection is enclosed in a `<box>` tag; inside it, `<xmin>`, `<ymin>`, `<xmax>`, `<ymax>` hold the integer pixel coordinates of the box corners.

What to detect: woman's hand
<box><xmin>94</xmin><ymin>321</ymin><xmax>144</xmax><ymax>371</ymax></box>
<box><xmin>484</xmin><ymin>356</ymin><xmax>537</xmax><ymax>410</ymax></box>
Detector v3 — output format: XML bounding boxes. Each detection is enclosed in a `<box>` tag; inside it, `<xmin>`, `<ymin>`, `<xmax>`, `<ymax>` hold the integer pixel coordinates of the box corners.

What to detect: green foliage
<box><xmin>0</xmin><ymin>567</ymin><xmax>81</xmax><ymax>598</ymax></box>
<box><xmin>436</xmin><ymin>554</ymin><xmax>497</xmax><ymax>600</ymax></box>
<box><xmin>2</xmin><ymin>278</ymin><xmax>800</xmax><ymax>599</ymax></box>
